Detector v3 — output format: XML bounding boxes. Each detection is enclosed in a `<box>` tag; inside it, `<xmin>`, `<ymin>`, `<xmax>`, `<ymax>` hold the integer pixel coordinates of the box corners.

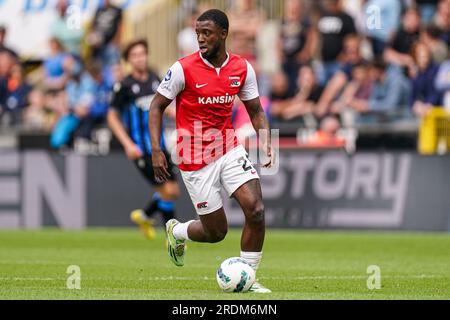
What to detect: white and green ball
<box><xmin>216</xmin><ymin>257</ymin><xmax>256</xmax><ymax>293</ymax></box>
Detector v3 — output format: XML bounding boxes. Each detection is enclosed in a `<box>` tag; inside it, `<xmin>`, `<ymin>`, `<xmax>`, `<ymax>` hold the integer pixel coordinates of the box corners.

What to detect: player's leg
<box><xmin>155</xmin><ymin>180</ymin><xmax>179</xmax><ymax>223</ymax></box>
<box><xmin>166</xmin><ymin>207</ymin><xmax>228</xmax><ymax>267</ymax></box>
<box><xmin>172</xmin><ymin>207</ymin><xmax>228</xmax><ymax>243</ymax></box>
<box><xmin>131</xmin><ymin>156</ymin><xmax>179</xmax><ymax>239</ymax></box>
<box><xmin>165</xmin><ymin>161</ymin><xmax>224</xmax><ymax>266</ymax></box>
<box><xmin>232</xmin><ymin>179</ymin><xmax>265</xmax><ymax>253</ymax></box>
<box><xmin>232</xmin><ymin>179</ymin><xmax>271</xmax><ymax>293</ymax></box>
<box><xmin>154</xmin><ymin>152</ymin><xmax>180</xmax><ymax>223</ymax></box>
<box><xmin>221</xmin><ymin>146</ymin><xmax>271</xmax><ymax>293</ymax></box>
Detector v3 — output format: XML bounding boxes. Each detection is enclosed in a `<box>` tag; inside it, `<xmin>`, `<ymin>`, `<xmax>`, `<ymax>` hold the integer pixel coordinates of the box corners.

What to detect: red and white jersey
<box><xmin>157</xmin><ymin>51</ymin><xmax>259</xmax><ymax>171</ymax></box>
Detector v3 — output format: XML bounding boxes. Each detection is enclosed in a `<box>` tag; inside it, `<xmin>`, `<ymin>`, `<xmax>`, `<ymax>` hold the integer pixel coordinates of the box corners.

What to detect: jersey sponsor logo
<box><xmin>196</xmin><ymin>201</ymin><xmax>208</xmax><ymax>209</ymax></box>
<box><xmin>198</xmin><ymin>94</ymin><xmax>235</xmax><ymax>105</ymax></box>
<box><xmin>195</xmin><ymin>83</ymin><xmax>208</xmax><ymax>89</ymax></box>
<box><xmin>164</xmin><ymin>69</ymin><xmax>172</xmax><ymax>81</ymax></box>
<box><xmin>229</xmin><ymin>76</ymin><xmax>240</xmax><ymax>80</ymax></box>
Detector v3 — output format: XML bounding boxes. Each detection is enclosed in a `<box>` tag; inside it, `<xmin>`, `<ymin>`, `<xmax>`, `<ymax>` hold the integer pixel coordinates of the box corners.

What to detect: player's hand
<box><xmin>125</xmin><ymin>143</ymin><xmax>143</xmax><ymax>160</ymax></box>
<box><xmin>262</xmin><ymin>145</ymin><xmax>274</xmax><ymax>168</ymax></box>
<box><xmin>152</xmin><ymin>150</ymin><xmax>170</xmax><ymax>183</ymax></box>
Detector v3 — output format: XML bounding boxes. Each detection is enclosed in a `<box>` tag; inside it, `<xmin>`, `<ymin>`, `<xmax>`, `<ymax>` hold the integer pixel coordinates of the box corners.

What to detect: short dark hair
<box><xmin>197</xmin><ymin>9</ymin><xmax>229</xmax><ymax>31</ymax></box>
<box><xmin>122</xmin><ymin>39</ymin><xmax>149</xmax><ymax>60</ymax></box>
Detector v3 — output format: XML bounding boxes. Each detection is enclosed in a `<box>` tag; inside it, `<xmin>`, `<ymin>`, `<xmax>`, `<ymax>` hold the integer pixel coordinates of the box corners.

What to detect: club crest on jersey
<box><xmin>230</xmin><ymin>80</ymin><xmax>241</xmax><ymax>87</ymax></box>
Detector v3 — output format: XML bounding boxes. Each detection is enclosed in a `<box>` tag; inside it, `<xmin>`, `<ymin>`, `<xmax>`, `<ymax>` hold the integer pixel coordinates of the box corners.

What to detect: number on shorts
<box><xmin>238</xmin><ymin>156</ymin><xmax>252</xmax><ymax>172</ymax></box>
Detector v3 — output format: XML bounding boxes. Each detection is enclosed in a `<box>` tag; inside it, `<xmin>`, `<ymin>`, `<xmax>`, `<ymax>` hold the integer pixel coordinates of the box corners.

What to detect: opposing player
<box><xmin>149</xmin><ymin>10</ymin><xmax>273</xmax><ymax>293</ymax></box>
<box><xmin>108</xmin><ymin>39</ymin><xmax>179</xmax><ymax>240</ymax></box>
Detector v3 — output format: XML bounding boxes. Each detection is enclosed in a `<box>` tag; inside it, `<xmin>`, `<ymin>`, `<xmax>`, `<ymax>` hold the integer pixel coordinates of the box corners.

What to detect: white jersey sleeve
<box><xmin>238</xmin><ymin>60</ymin><xmax>260</xmax><ymax>101</ymax></box>
<box><xmin>157</xmin><ymin>61</ymin><xmax>185</xmax><ymax>100</ymax></box>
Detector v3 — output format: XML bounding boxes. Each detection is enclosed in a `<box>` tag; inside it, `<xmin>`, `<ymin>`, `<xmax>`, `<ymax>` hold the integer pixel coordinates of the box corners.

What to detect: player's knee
<box><xmin>247</xmin><ymin>201</ymin><xmax>265</xmax><ymax>224</ymax></box>
<box><xmin>207</xmin><ymin>227</ymin><xmax>228</xmax><ymax>243</ymax></box>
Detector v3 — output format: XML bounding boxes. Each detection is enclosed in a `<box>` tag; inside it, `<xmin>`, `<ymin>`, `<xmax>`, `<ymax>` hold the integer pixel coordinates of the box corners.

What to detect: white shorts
<box><xmin>180</xmin><ymin>145</ymin><xmax>260</xmax><ymax>215</ymax></box>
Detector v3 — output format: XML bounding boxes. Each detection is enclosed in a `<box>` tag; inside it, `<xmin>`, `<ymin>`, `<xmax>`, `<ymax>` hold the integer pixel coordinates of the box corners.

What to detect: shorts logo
<box><xmin>196</xmin><ymin>202</ymin><xmax>208</xmax><ymax>209</ymax></box>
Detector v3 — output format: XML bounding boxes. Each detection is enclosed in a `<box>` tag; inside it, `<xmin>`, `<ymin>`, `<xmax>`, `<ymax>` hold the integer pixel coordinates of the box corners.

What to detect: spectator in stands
<box><xmin>317</xmin><ymin>0</ymin><xmax>357</xmax><ymax>82</ymax></box>
<box><xmin>330</xmin><ymin>62</ymin><xmax>373</xmax><ymax>115</ymax></box>
<box><xmin>177</xmin><ymin>8</ymin><xmax>199</xmax><ymax>57</ymax></box>
<box><xmin>0</xmin><ymin>58</ymin><xmax>7</xmax><ymax>123</ymax></box>
<box><xmin>273</xmin><ymin>64</ymin><xmax>324</xmax><ymax>121</ymax></box>
<box><xmin>1</xmin><ymin>63</ymin><xmax>32</xmax><ymax>126</ymax></box>
<box><xmin>87</xmin><ymin>0</ymin><xmax>123</xmax><ymax>66</ymax></box>
<box><xmin>307</xmin><ymin>115</ymin><xmax>345</xmax><ymax>147</ymax></box>
<box><xmin>279</xmin><ymin>0</ymin><xmax>317</xmax><ymax>93</ymax></box>
<box><xmin>50</xmin><ymin>63</ymin><xmax>97</xmax><ymax>149</ymax></box>
<box><xmin>384</xmin><ymin>8</ymin><xmax>421</xmax><ymax>71</ymax></box>
<box><xmin>228</xmin><ymin>0</ymin><xmax>265</xmax><ymax>64</ymax></box>
<box><xmin>315</xmin><ymin>34</ymin><xmax>365</xmax><ymax>117</ymax></box>
<box><xmin>76</xmin><ymin>63</ymin><xmax>112</xmax><ymax>141</ymax></box>
<box><xmin>0</xmin><ymin>25</ymin><xmax>18</xmax><ymax>59</ymax></box>
<box><xmin>44</xmin><ymin>38</ymin><xmax>78</xmax><ymax>116</ymax></box>
<box><xmin>435</xmin><ymin>59</ymin><xmax>450</xmax><ymax>110</ymax></box>
<box><xmin>410</xmin><ymin>41</ymin><xmax>442</xmax><ymax>117</ymax></box>
<box><xmin>413</xmin><ymin>0</ymin><xmax>439</xmax><ymax>24</ymax></box>
<box><xmin>430</xmin><ymin>0</ymin><xmax>450</xmax><ymax>46</ymax></box>
<box><xmin>49</xmin><ymin>0</ymin><xmax>84</xmax><ymax>60</ymax></box>
<box><xmin>44</xmin><ymin>38</ymin><xmax>77</xmax><ymax>91</ymax></box>
<box><xmin>269</xmin><ymin>71</ymin><xmax>296</xmax><ymax>118</ymax></box>
<box><xmin>23</xmin><ymin>89</ymin><xmax>56</xmax><ymax>131</ymax></box>
<box><xmin>421</xmin><ymin>24</ymin><xmax>449</xmax><ymax>63</ymax></box>
<box><xmin>0</xmin><ymin>54</ymin><xmax>13</xmax><ymax>81</ymax></box>
<box><xmin>363</xmin><ymin>0</ymin><xmax>401</xmax><ymax>57</ymax></box>
<box><xmin>348</xmin><ymin>60</ymin><xmax>411</xmax><ymax>119</ymax></box>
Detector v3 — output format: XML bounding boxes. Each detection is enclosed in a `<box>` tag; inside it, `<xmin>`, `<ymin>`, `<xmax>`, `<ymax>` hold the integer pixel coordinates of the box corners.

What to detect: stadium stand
<box><xmin>0</xmin><ymin>0</ymin><xmax>450</xmax><ymax>154</ymax></box>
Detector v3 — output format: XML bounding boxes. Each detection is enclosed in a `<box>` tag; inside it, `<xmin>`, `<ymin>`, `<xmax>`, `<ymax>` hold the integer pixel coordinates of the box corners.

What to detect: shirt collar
<box><xmin>198</xmin><ymin>51</ymin><xmax>230</xmax><ymax>69</ymax></box>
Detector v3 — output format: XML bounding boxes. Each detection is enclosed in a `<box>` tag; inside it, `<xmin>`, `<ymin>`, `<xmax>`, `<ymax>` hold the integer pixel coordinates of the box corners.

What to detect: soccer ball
<box><xmin>216</xmin><ymin>257</ymin><xmax>255</xmax><ymax>293</ymax></box>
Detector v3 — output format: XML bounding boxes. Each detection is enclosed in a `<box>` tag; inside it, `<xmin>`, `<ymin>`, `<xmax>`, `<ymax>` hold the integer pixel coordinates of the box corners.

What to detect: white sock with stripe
<box><xmin>172</xmin><ymin>220</ymin><xmax>194</xmax><ymax>241</ymax></box>
<box><xmin>240</xmin><ymin>251</ymin><xmax>262</xmax><ymax>272</ymax></box>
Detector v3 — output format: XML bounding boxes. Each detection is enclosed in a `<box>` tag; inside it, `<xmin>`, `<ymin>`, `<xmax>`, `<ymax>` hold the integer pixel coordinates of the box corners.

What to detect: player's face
<box><xmin>195</xmin><ymin>20</ymin><xmax>226</xmax><ymax>59</ymax></box>
<box><xmin>127</xmin><ymin>44</ymin><xmax>148</xmax><ymax>72</ymax></box>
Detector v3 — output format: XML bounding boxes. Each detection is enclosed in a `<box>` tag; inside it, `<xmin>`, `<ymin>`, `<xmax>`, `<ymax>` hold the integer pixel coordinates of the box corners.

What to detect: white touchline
<box><xmin>0</xmin><ymin>274</ymin><xmax>442</xmax><ymax>281</ymax></box>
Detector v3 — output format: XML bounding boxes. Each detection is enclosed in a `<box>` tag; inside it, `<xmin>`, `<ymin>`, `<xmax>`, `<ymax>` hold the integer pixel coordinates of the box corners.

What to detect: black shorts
<box><xmin>134</xmin><ymin>151</ymin><xmax>177</xmax><ymax>186</ymax></box>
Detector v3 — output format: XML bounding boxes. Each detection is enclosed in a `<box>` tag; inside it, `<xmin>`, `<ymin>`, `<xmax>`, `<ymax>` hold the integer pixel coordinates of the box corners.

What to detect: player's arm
<box><xmin>107</xmin><ymin>83</ymin><xmax>142</xmax><ymax>160</ymax></box>
<box><xmin>240</xmin><ymin>61</ymin><xmax>273</xmax><ymax>168</ymax></box>
<box><xmin>149</xmin><ymin>62</ymin><xmax>185</xmax><ymax>182</ymax></box>
<box><xmin>107</xmin><ymin>109</ymin><xmax>142</xmax><ymax>160</ymax></box>
<box><xmin>242</xmin><ymin>98</ymin><xmax>272</xmax><ymax>168</ymax></box>
<box><xmin>149</xmin><ymin>92</ymin><xmax>173</xmax><ymax>182</ymax></box>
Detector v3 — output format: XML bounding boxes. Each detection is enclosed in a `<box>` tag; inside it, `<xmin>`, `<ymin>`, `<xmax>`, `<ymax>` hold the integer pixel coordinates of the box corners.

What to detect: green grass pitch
<box><xmin>0</xmin><ymin>228</ymin><xmax>449</xmax><ymax>300</ymax></box>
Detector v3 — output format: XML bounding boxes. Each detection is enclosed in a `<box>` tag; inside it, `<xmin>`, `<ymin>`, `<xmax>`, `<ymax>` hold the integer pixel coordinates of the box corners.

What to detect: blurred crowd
<box><xmin>179</xmin><ymin>0</ymin><xmax>450</xmax><ymax>146</ymax></box>
<box><xmin>1</xmin><ymin>0</ymin><xmax>450</xmax><ymax>150</ymax></box>
<box><xmin>0</xmin><ymin>0</ymin><xmax>123</xmax><ymax>150</ymax></box>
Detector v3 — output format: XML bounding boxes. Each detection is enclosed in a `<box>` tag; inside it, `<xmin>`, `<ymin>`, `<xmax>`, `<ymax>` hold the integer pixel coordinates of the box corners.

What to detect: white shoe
<box><xmin>249</xmin><ymin>281</ymin><xmax>272</xmax><ymax>293</ymax></box>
